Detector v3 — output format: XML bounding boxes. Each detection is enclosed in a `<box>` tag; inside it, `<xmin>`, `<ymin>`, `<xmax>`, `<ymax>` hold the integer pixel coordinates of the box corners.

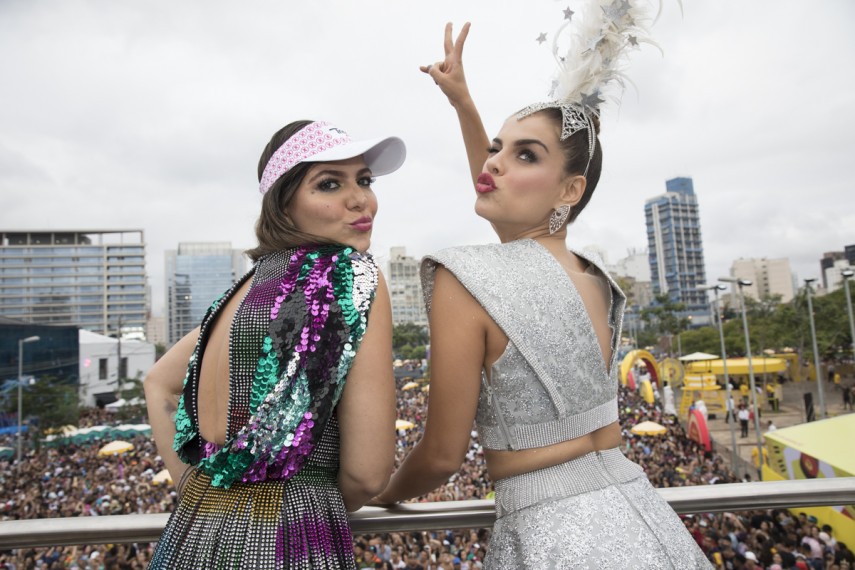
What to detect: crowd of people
<box><xmin>0</xmin><ymin>378</ymin><xmax>851</xmax><ymax>569</ymax></box>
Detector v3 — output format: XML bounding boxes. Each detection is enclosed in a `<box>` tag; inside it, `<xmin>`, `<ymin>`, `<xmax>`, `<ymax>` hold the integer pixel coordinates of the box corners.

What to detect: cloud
<box><xmin>1</xmin><ymin>0</ymin><xmax>853</xmax><ymax>317</ymax></box>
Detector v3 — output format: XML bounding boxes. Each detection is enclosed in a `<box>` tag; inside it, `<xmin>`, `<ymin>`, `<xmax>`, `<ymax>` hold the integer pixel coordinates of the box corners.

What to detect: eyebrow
<box><xmin>492</xmin><ymin>137</ymin><xmax>550</xmax><ymax>153</ymax></box>
<box><xmin>306</xmin><ymin>166</ymin><xmax>373</xmax><ymax>184</ymax></box>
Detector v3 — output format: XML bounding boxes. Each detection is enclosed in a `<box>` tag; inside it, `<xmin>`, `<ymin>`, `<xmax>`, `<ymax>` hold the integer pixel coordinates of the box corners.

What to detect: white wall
<box><xmin>78</xmin><ymin>330</ymin><xmax>156</xmax><ymax>407</ymax></box>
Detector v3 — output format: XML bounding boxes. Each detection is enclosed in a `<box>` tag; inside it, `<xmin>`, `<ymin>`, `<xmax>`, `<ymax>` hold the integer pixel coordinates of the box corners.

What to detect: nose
<box><xmin>484</xmin><ymin>151</ymin><xmax>502</xmax><ymax>175</ymax></box>
<box><xmin>347</xmin><ymin>184</ymin><xmax>368</xmax><ymax>210</ymax></box>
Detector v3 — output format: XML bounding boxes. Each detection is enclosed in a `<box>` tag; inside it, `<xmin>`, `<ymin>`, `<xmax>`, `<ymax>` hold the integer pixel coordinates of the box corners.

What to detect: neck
<box><xmin>493</xmin><ymin>222</ymin><xmax>568</xmax><ymax>245</ymax></box>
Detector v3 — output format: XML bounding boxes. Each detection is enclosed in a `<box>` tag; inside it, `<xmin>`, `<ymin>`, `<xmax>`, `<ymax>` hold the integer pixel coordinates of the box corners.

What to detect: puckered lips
<box><xmin>350</xmin><ymin>216</ymin><xmax>373</xmax><ymax>232</ymax></box>
<box><xmin>476</xmin><ymin>172</ymin><xmax>496</xmax><ymax>194</ymax></box>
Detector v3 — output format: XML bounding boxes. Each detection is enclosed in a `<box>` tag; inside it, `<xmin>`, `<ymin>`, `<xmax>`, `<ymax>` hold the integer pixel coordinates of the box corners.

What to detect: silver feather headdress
<box><xmin>518</xmin><ymin>0</ymin><xmax>670</xmax><ymax>175</ymax></box>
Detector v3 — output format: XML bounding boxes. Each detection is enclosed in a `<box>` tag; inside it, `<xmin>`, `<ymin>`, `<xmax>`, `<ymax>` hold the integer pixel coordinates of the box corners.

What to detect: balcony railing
<box><xmin>1</xmin><ymin>478</ymin><xmax>853</xmax><ymax>549</ymax></box>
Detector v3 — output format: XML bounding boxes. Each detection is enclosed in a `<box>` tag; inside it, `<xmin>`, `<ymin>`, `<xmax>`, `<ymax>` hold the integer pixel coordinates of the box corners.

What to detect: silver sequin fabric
<box><xmin>488</xmin><ymin>460</ymin><xmax>712</xmax><ymax>569</ymax></box>
<box><xmin>422</xmin><ymin>239</ymin><xmax>712</xmax><ymax>569</ymax></box>
<box><xmin>422</xmin><ymin>239</ymin><xmax>624</xmax><ymax>451</ymax></box>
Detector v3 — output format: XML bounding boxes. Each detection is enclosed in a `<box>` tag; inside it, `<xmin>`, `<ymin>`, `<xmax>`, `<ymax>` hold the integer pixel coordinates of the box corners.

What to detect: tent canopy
<box><xmin>630</xmin><ymin>421</ymin><xmax>667</xmax><ymax>436</ymax></box>
<box><xmin>98</xmin><ymin>440</ymin><xmax>134</xmax><ymax>456</ymax></box>
<box><xmin>678</xmin><ymin>352</ymin><xmax>720</xmax><ymax>361</ymax></box>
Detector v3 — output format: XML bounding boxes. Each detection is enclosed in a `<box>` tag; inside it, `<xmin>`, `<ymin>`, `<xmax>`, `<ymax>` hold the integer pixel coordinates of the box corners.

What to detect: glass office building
<box><xmin>0</xmin><ymin>230</ymin><xmax>148</xmax><ymax>337</ymax></box>
<box><xmin>0</xmin><ymin>318</ymin><xmax>79</xmax><ymax>386</ymax></box>
<box><xmin>164</xmin><ymin>242</ymin><xmax>247</xmax><ymax>345</ymax></box>
<box><xmin>644</xmin><ymin>178</ymin><xmax>709</xmax><ymax>319</ymax></box>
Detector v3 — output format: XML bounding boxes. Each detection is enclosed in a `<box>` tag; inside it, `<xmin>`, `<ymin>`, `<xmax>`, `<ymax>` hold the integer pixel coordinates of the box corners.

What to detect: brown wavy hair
<box><xmin>245</xmin><ymin>121</ymin><xmax>337</xmax><ymax>262</ymax></box>
<box><xmin>535</xmin><ymin>107</ymin><xmax>603</xmax><ymax>224</ymax></box>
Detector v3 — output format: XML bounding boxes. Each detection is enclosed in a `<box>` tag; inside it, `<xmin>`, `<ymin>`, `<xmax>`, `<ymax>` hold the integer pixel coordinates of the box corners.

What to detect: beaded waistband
<box><xmin>493</xmin><ymin>447</ymin><xmax>644</xmax><ymax>518</ymax></box>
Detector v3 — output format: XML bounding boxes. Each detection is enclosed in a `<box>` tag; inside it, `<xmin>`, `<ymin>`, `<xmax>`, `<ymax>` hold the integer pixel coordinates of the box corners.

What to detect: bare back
<box><xmin>197</xmin><ymin>279</ymin><xmax>253</xmax><ymax>445</ymax></box>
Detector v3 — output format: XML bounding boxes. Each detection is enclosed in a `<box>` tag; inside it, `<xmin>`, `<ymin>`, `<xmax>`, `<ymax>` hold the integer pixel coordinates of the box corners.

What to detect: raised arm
<box><xmin>422</xmin><ymin>23</ymin><xmax>490</xmax><ymax>187</ymax></box>
<box><xmin>372</xmin><ymin>266</ymin><xmax>485</xmax><ymax>504</ymax></box>
<box><xmin>336</xmin><ymin>272</ymin><xmax>397</xmax><ymax>511</ymax></box>
<box><xmin>144</xmin><ymin>328</ymin><xmax>198</xmax><ymax>492</ymax></box>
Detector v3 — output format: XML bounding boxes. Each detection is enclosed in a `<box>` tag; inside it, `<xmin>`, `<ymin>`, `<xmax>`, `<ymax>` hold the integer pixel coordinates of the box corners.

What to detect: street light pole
<box><xmin>720</xmin><ymin>277</ymin><xmax>764</xmax><ymax>474</ymax></box>
<box><xmin>804</xmin><ymin>279</ymin><xmax>827</xmax><ymax>419</ymax></box>
<box><xmin>842</xmin><ymin>269</ymin><xmax>855</xmax><ymax>364</ymax></box>
<box><xmin>700</xmin><ymin>284</ymin><xmax>739</xmax><ymax>470</ymax></box>
<box><xmin>17</xmin><ymin>335</ymin><xmax>40</xmax><ymax>463</ymax></box>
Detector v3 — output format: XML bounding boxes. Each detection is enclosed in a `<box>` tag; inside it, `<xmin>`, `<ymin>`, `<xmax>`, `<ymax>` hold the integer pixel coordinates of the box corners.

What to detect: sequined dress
<box><xmin>150</xmin><ymin>246</ymin><xmax>379</xmax><ymax>570</ymax></box>
<box><xmin>422</xmin><ymin>239</ymin><xmax>711</xmax><ymax>569</ymax></box>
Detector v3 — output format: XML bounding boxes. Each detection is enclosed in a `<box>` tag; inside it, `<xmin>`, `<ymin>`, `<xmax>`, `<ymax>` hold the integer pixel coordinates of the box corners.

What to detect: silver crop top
<box><xmin>421</xmin><ymin>239</ymin><xmax>626</xmax><ymax>451</ymax></box>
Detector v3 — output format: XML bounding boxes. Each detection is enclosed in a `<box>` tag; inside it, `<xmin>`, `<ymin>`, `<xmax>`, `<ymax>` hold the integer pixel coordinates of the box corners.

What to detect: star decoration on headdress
<box><xmin>628</xmin><ymin>34</ymin><xmax>639</xmax><ymax>46</ymax></box>
<box><xmin>536</xmin><ymin>32</ymin><xmax>547</xmax><ymax>44</ymax></box>
<box><xmin>563</xmin><ymin>7</ymin><xmax>574</xmax><ymax>20</ymax></box>
<box><xmin>584</xmin><ymin>34</ymin><xmax>604</xmax><ymax>53</ymax></box>
<box><xmin>580</xmin><ymin>90</ymin><xmax>605</xmax><ymax>109</ymax></box>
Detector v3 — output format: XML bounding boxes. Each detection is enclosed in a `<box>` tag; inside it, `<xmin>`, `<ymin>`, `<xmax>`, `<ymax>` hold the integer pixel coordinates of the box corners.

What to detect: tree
<box><xmin>116</xmin><ymin>375</ymin><xmax>148</xmax><ymax>423</ymax></box>
<box><xmin>392</xmin><ymin>323</ymin><xmax>428</xmax><ymax>354</ymax></box>
<box><xmin>19</xmin><ymin>376</ymin><xmax>79</xmax><ymax>441</ymax></box>
<box><xmin>640</xmin><ymin>294</ymin><xmax>689</xmax><ymax>354</ymax></box>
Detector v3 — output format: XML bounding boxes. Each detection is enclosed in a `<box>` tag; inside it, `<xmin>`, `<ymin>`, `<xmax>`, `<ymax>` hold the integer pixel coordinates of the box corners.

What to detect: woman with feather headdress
<box><xmin>372</xmin><ymin>2</ymin><xmax>712</xmax><ymax>567</ymax></box>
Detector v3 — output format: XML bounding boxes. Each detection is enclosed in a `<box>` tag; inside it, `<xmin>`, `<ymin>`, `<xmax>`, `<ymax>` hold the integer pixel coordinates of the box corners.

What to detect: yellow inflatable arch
<box><xmin>619</xmin><ymin>349</ymin><xmax>661</xmax><ymax>388</ymax></box>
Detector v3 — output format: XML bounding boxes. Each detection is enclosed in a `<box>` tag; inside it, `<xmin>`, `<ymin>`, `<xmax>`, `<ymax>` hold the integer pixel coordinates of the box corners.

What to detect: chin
<box><xmin>345</xmin><ymin>239</ymin><xmax>372</xmax><ymax>252</ymax></box>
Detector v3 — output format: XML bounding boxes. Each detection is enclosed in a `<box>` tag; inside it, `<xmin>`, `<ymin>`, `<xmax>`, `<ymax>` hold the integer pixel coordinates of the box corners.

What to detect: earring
<box><xmin>549</xmin><ymin>204</ymin><xmax>571</xmax><ymax>234</ymax></box>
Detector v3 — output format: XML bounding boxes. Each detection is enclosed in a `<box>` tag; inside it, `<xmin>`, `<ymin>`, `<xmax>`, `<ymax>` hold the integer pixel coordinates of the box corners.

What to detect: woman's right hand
<box><xmin>420</xmin><ymin>22</ymin><xmax>472</xmax><ymax>109</ymax></box>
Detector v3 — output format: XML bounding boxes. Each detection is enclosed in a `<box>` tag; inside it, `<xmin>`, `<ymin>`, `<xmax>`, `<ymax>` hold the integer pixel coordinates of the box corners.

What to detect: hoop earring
<box><xmin>549</xmin><ymin>204</ymin><xmax>571</xmax><ymax>234</ymax></box>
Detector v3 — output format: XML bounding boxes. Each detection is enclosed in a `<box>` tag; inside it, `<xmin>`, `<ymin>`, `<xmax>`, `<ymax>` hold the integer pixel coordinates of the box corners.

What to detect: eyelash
<box><xmin>486</xmin><ymin>146</ymin><xmax>538</xmax><ymax>163</ymax></box>
<box><xmin>315</xmin><ymin>176</ymin><xmax>376</xmax><ymax>192</ymax></box>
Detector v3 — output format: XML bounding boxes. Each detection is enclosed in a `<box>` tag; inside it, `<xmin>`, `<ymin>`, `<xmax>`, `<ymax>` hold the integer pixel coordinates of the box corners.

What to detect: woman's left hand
<box><xmin>421</xmin><ymin>22</ymin><xmax>472</xmax><ymax>109</ymax></box>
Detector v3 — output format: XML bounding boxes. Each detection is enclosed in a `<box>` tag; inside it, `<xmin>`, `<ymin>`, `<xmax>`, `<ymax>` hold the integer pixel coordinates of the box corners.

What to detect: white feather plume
<box><xmin>548</xmin><ymin>0</ymin><xmax>663</xmax><ymax>112</ymax></box>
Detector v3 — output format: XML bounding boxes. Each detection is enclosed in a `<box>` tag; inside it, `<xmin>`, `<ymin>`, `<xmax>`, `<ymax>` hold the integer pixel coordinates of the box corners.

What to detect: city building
<box><xmin>729</xmin><ymin>257</ymin><xmax>795</xmax><ymax>303</ymax></box>
<box><xmin>0</xmin><ymin>317</ymin><xmax>154</xmax><ymax>409</ymax></box>
<box><xmin>820</xmin><ymin>251</ymin><xmax>846</xmax><ymax>289</ymax></box>
<box><xmin>164</xmin><ymin>242</ymin><xmax>247</xmax><ymax>346</ymax></box>
<box><xmin>644</xmin><ymin>177</ymin><xmax>709</xmax><ymax>323</ymax></box>
<box><xmin>387</xmin><ymin>247</ymin><xmax>427</xmax><ymax>326</ymax></box>
<box><xmin>823</xmin><ymin>258</ymin><xmax>853</xmax><ymax>294</ymax></box>
<box><xmin>145</xmin><ymin>315</ymin><xmax>166</xmax><ymax>347</ymax></box>
<box><xmin>79</xmin><ymin>329</ymin><xmax>155</xmax><ymax>407</ymax></box>
<box><xmin>0</xmin><ymin>318</ymin><xmax>80</xmax><ymax>429</ymax></box>
<box><xmin>607</xmin><ymin>248</ymin><xmax>654</xmax><ymax>308</ymax></box>
<box><xmin>0</xmin><ymin>230</ymin><xmax>148</xmax><ymax>337</ymax></box>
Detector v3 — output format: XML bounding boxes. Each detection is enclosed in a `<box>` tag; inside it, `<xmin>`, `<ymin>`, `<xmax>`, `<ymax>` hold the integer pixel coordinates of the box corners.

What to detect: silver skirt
<box><xmin>486</xmin><ymin>448</ymin><xmax>713</xmax><ymax>569</ymax></box>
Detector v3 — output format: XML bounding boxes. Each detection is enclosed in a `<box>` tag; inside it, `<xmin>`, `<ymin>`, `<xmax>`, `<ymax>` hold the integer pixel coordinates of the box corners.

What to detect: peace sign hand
<box><xmin>420</xmin><ymin>22</ymin><xmax>472</xmax><ymax>109</ymax></box>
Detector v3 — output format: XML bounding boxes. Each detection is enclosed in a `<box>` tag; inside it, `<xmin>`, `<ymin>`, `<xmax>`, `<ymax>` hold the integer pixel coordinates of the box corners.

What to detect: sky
<box><xmin>1</xmin><ymin>0</ymin><xmax>853</xmax><ymax>317</ymax></box>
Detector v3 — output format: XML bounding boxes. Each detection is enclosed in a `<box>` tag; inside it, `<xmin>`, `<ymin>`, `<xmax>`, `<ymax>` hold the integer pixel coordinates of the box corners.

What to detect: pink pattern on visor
<box><xmin>259</xmin><ymin>121</ymin><xmax>351</xmax><ymax>194</ymax></box>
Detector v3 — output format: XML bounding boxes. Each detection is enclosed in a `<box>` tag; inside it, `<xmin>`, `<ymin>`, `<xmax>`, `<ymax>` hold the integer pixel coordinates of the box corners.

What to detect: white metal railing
<box><xmin>1</xmin><ymin>478</ymin><xmax>853</xmax><ymax>549</ymax></box>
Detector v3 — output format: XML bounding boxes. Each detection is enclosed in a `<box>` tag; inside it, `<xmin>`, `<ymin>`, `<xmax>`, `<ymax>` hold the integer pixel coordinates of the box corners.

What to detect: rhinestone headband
<box><xmin>516</xmin><ymin>101</ymin><xmax>597</xmax><ymax>177</ymax></box>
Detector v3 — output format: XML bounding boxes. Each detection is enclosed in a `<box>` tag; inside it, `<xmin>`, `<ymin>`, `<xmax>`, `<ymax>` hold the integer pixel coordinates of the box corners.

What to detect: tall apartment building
<box><xmin>729</xmin><ymin>257</ymin><xmax>795</xmax><ymax>303</ymax></box>
<box><xmin>164</xmin><ymin>242</ymin><xmax>247</xmax><ymax>345</ymax></box>
<box><xmin>0</xmin><ymin>230</ymin><xmax>148</xmax><ymax>336</ymax></box>
<box><xmin>644</xmin><ymin>177</ymin><xmax>709</xmax><ymax>321</ymax></box>
<box><xmin>387</xmin><ymin>247</ymin><xmax>427</xmax><ymax>326</ymax></box>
